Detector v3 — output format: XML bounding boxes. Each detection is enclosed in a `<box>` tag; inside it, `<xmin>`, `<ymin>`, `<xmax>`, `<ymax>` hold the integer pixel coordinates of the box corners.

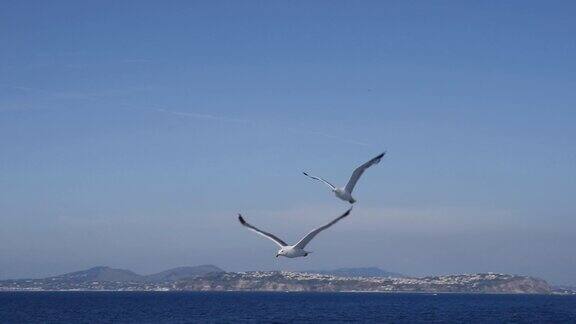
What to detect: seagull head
<box><xmin>276</xmin><ymin>248</ymin><xmax>286</xmax><ymax>258</ymax></box>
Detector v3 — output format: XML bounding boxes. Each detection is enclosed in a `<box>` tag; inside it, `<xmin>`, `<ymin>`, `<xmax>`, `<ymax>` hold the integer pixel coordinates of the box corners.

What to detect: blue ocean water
<box><xmin>0</xmin><ymin>292</ymin><xmax>575</xmax><ymax>323</ymax></box>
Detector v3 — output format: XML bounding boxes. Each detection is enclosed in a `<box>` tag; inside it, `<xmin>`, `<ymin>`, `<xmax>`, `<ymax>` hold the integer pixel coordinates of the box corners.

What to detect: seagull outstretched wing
<box><xmin>344</xmin><ymin>152</ymin><xmax>386</xmax><ymax>194</ymax></box>
<box><xmin>238</xmin><ymin>214</ymin><xmax>288</xmax><ymax>247</ymax></box>
<box><xmin>294</xmin><ymin>208</ymin><xmax>352</xmax><ymax>249</ymax></box>
<box><xmin>302</xmin><ymin>172</ymin><xmax>336</xmax><ymax>190</ymax></box>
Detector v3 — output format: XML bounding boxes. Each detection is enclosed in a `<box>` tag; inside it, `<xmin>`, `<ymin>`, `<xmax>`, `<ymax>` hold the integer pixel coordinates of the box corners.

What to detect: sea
<box><xmin>1</xmin><ymin>291</ymin><xmax>575</xmax><ymax>323</ymax></box>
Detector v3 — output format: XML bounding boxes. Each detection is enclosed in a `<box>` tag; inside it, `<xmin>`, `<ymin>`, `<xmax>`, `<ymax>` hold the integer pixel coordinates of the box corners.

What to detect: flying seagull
<box><xmin>303</xmin><ymin>152</ymin><xmax>386</xmax><ymax>204</ymax></box>
<box><xmin>238</xmin><ymin>208</ymin><xmax>352</xmax><ymax>258</ymax></box>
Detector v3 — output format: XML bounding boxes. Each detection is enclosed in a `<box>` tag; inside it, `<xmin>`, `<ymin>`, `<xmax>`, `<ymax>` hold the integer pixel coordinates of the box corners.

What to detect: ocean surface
<box><xmin>1</xmin><ymin>292</ymin><xmax>575</xmax><ymax>323</ymax></box>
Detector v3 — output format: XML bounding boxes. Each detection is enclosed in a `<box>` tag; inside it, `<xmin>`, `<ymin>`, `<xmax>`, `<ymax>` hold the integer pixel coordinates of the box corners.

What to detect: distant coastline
<box><xmin>1</xmin><ymin>265</ymin><xmax>572</xmax><ymax>295</ymax></box>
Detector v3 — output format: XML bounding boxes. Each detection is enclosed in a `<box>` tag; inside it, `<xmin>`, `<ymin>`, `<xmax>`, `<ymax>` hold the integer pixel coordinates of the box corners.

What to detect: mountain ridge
<box><xmin>48</xmin><ymin>266</ymin><xmax>142</xmax><ymax>282</ymax></box>
<box><xmin>38</xmin><ymin>265</ymin><xmax>225</xmax><ymax>283</ymax></box>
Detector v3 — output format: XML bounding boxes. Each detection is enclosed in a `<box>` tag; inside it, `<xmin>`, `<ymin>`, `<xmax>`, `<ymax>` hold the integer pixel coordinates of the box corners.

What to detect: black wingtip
<box><xmin>238</xmin><ymin>214</ymin><xmax>246</xmax><ymax>224</ymax></box>
<box><xmin>302</xmin><ymin>171</ymin><xmax>308</xmax><ymax>176</ymax></box>
<box><xmin>372</xmin><ymin>152</ymin><xmax>386</xmax><ymax>163</ymax></box>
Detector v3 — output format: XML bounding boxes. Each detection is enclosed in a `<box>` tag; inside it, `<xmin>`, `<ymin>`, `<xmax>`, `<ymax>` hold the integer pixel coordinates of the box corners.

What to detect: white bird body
<box><xmin>276</xmin><ymin>246</ymin><xmax>309</xmax><ymax>258</ymax></box>
<box><xmin>334</xmin><ymin>188</ymin><xmax>355</xmax><ymax>204</ymax></box>
<box><xmin>238</xmin><ymin>208</ymin><xmax>352</xmax><ymax>258</ymax></box>
<box><xmin>303</xmin><ymin>152</ymin><xmax>386</xmax><ymax>204</ymax></box>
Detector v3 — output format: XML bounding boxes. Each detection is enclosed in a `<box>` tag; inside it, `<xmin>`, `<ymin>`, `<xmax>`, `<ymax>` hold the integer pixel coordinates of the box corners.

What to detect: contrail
<box><xmin>156</xmin><ymin>108</ymin><xmax>371</xmax><ymax>147</ymax></box>
<box><xmin>154</xmin><ymin>108</ymin><xmax>249</xmax><ymax>124</ymax></box>
<box><xmin>2</xmin><ymin>84</ymin><xmax>372</xmax><ymax>147</ymax></box>
<box><xmin>286</xmin><ymin>127</ymin><xmax>371</xmax><ymax>147</ymax></box>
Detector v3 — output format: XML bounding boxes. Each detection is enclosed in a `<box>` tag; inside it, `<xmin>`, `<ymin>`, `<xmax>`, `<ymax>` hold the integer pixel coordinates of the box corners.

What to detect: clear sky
<box><xmin>1</xmin><ymin>1</ymin><xmax>575</xmax><ymax>285</ymax></box>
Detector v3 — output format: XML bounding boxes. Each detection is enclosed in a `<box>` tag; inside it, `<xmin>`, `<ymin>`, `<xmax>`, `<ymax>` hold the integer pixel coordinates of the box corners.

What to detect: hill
<box><xmin>301</xmin><ymin>267</ymin><xmax>404</xmax><ymax>278</ymax></box>
<box><xmin>145</xmin><ymin>265</ymin><xmax>224</xmax><ymax>282</ymax></box>
<box><xmin>176</xmin><ymin>272</ymin><xmax>552</xmax><ymax>294</ymax></box>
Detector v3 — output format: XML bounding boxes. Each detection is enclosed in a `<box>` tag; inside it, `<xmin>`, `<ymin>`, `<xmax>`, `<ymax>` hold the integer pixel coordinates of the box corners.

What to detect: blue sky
<box><xmin>1</xmin><ymin>1</ymin><xmax>575</xmax><ymax>285</ymax></box>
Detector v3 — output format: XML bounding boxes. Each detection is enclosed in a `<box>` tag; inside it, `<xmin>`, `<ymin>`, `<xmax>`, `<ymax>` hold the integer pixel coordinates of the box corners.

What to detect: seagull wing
<box><xmin>302</xmin><ymin>172</ymin><xmax>336</xmax><ymax>190</ymax></box>
<box><xmin>238</xmin><ymin>214</ymin><xmax>288</xmax><ymax>247</ymax></box>
<box><xmin>294</xmin><ymin>208</ymin><xmax>352</xmax><ymax>250</ymax></box>
<box><xmin>344</xmin><ymin>152</ymin><xmax>386</xmax><ymax>194</ymax></box>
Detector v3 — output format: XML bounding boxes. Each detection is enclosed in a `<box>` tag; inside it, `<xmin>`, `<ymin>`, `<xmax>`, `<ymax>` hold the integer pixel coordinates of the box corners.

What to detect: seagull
<box><xmin>303</xmin><ymin>152</ymin><xmax>386</xmax><ymax>204</ymax></box>
<box><xmin>238</xmin><ymin>208</ymin><xmax>352</xmax><ymax>258</ymax></box>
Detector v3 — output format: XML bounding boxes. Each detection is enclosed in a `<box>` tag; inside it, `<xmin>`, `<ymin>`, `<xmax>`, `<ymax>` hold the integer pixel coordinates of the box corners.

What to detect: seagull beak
<box><xmin>275</xmin><ymin>254</ymin><xmax>279</xmax><ymax>258</ymax></box>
